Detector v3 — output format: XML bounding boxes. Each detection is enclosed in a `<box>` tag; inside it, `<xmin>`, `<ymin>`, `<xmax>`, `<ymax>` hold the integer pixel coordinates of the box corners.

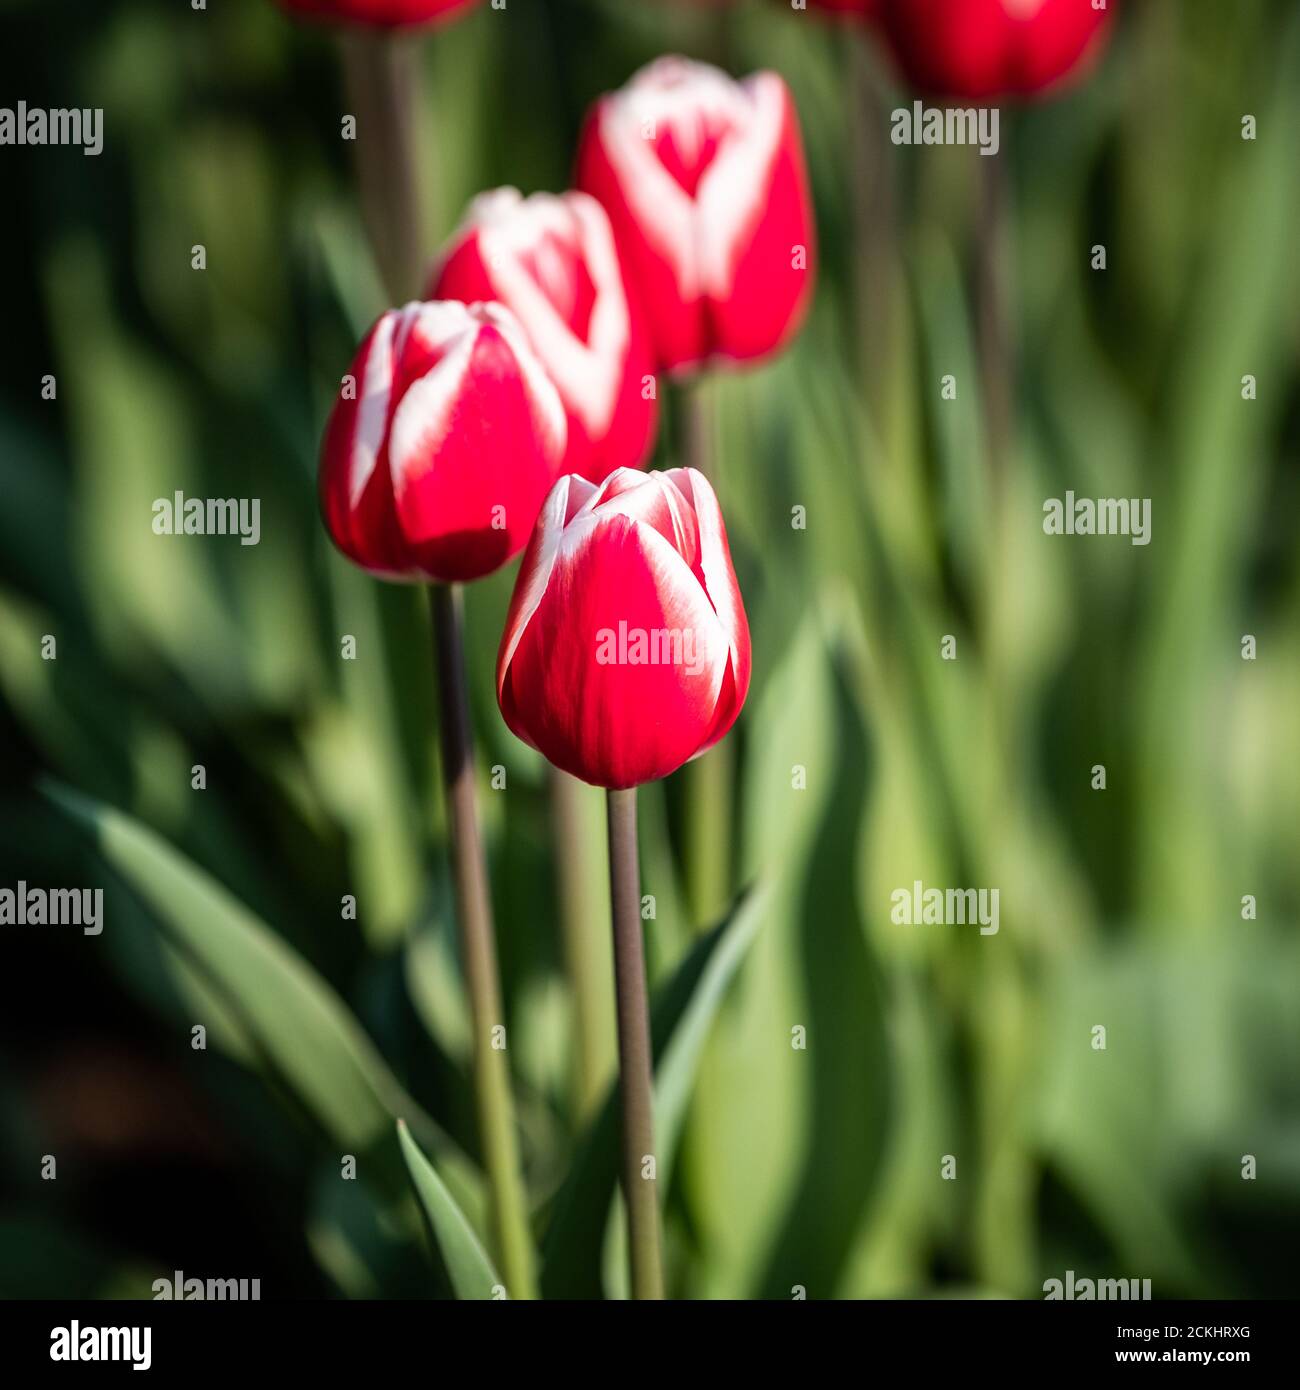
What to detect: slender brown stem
<box><xmin>339</xmin><ymin>31</ymin><xmax>427</xmax><ymax>303</ymax></box>
<box><xmin>429</xmin><ymin>584</ymin><xmax>536</xmax><ymax>1299</ymax></box>
<box><xmin>606</xmin><ymin>787</ymin><xmax>664</xmax><ymax>1300</ymax></box>
<box><xmin>847</xmin><ymin>36</ymin><xmax>899</xmax><ymax>444</ymax></box>
<box><xmin>550</xmin><ymin>767</ymin><xmax>615</xmax><ymax>1120</ymax></box>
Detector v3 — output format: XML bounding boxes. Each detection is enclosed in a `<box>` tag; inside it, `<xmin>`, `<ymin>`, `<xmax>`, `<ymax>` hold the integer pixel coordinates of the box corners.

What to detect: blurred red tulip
<box><xmin>497</xmin><ymin>468</ymin><xmax>751</xmax><ymax>789</ymax></box>
<box><xmin>575</xmin><ymin>57</ymin><xmax>816</xmax><ymax>375</ymax></box>
<box><xmin>319</xmin><ymin>300</ymin><xmax>566</xmax><ymax>583</ymax></box>
<box><xmin>877</xmin><ymin>0</ymin><xmax>1114</xmax><ymax>100</ymax></box>
<box><xmin>430</xmin><ymin>189</ymin><xmax>658</xmax><ymax>486</ymax></box>
<box><xmin>277</xmin><ymin>0</ymin><xmax>480</xmax><ymax>27</ymax></box>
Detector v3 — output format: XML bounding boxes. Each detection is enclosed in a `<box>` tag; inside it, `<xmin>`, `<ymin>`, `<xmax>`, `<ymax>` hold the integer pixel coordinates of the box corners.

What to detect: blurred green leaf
<box><xmin>41</xmin><ymin>780</ymin><xmax>476</xmax><ymax>1217</ymax></box>
<box><xmin>398</xmin><ymin>1119</ymin><xmax>502</xmax><ymax>1300</ymax></box>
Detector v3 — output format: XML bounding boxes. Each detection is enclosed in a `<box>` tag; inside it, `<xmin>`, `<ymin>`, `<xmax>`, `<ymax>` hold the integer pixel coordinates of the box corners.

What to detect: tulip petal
<box><xmin>496</xmin><ymin>473</ymin><xmax>595</xmax><ymax>715</ymax></box>
<box><xmin>577</xmin><ymin>468</ymin><xmax>702</xmax><ymax>574</ymax></box>
<box><xmin>664</xmin><ymin>467</ymin><xmax>751</xmax><ymax>750</ymax></box>
<box><xmin>319</xmin><ymin>307</ymin><xmax>416</xmax><ymax>577</ymax></box>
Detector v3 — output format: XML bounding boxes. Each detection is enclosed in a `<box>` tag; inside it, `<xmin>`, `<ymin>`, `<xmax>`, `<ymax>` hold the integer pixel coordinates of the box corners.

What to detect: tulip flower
<box><xmin>319</xmin><ymin>303</ymin><xmax>562</xmax><ymax>1305</ymax></box>
<box><xmin>497</xmin><ymin>467</ymin><xmax>750</xmax><ymax>792</ymax></box>
<box><xmin>318</xmin><ymin>299</ymin><xmax>566</xmax><ymax>584</ymax></box>
<box><xmin>318</xmin><ymin>298</ymin><xmax>552</xmax><ymax>1300</ymax></box>
<box><xmin>496</xmin><ymin>465</ymin><xmax>750</xmax><ymax>1298</ymax></box>
<box><xmin>876</xmin><ymin>0</ymin><xmax>1115</xmax><ymax>101</ymax></box>
<box><xmin>575</xmin><ymin>56</ymin><xmax>816</xmax><ymax>375</ymax></box>
<box><xmin>276</xmin><ymin>0</ymin><xmax>480</xmax><ymax>28</ymax></box>
<box><xmin>430</xmin><ymin>188</ymin><xmax>658</xmax><ymax>484</ymax></box>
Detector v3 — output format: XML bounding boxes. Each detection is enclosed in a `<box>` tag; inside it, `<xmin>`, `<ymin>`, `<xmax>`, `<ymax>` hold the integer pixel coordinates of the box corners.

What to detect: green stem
<box><xmin>429</xmin><ymin>584</ymin><xmax>536</xmax><ymax>1300</ymax></box>
<box><xmin>606</xmin><ymin>787</ymin><xmax>664</xmax><ymax>1300</ymax></box>
<box><xmin>977</xmin><ymin>143</ymin><xmax>1013</xmax><ymax>494</ymax></box>
<box><xmin>338</xmin><ymin>31</ymin><xmax>427</xmax><ymax>303</ymax></box>
<box><xmin>677</xmin><ymin>381</ymin><xmax>733</xmax><ymax>928</ymax></box>
<box><xmin>550</xmin><ymin>767</ymin><xmax>615</xmax><ymax>1120</ymax></box>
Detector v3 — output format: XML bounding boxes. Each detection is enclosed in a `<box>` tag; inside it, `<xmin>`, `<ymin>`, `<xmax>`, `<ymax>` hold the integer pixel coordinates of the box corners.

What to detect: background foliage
<box><xmin>1</xmin><ymin>0</ymin><xmax>1297</xmax><ymax>1298</ymax></box>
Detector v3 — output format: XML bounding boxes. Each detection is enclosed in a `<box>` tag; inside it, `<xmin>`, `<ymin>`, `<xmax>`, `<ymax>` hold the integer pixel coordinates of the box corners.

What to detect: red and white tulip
<box><xmin>430</xmin><ymin>188</ymin><xmax>658</xmax><ymax>485</ymax></box>
<box><xmin>497</xmin><ymin>467</ymin><xmax>751</xmax><ymax>790</ymax></box>
<box><xmin>575</xmin><ymin>57</ymin><xmax>816</xmax><ymax>375</ymax></box>
<box><xmin>319</xmin><ymin>300</ymin><xmax>566</xmax><ymax>584</ymax></box>
<box><xmin>876</xmin><ymin>0</ymin><xmax>1115</xmax><ymax>100</ymax></box>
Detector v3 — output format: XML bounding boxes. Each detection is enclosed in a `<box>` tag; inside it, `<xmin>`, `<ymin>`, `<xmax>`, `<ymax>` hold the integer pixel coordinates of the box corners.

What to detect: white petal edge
<box><xmin>474</xmin><ymin>190</ymin><xmax>630</xmax><ymax>438</ymax></box>
<box><xmin>670</xmin><ymin>467</ymin><xmax>746</xmax><ymax>687</ymax></box>
<box><xmin>496</xmin><ymin>475</ymin><xmax>596</xmax><ymax>702</ymax></box>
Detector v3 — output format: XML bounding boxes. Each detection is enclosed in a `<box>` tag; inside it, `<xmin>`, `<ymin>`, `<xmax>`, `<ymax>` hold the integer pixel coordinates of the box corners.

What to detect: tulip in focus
<box><xmin>575</xmin><ymin>57</ymin><xmax>816</xmax><ymax>375</ymax></box>
<box><xmin>497</xmin><ymin>468</ymin><xmax>751</xmax><ymax>790</ymax></box>
<box><xmin>319</xmin><ymin>300</ymin><xmax>566</xmax><ymax>583</ymax></box>
<box><xmin>877</xmin><ymin>0</ymin><xmax>1115</xmax><ymax>100</ymax></box>
<box><xmin>276</xmin><ymin>0</ymin><xmax>480</xmax><ymax>27</ymax></box>
<box><xmin>431</xmin><ymin>189</ymin><xmax>658</xmax><ymax>484</ymax></box>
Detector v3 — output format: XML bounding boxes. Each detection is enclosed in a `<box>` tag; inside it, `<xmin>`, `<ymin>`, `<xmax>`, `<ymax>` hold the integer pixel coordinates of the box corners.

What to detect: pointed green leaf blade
<box><xmin>397</xmin><ymin>1120</ymin><xmax>502</xmax><ymax>1300</ymax></box>
<box><xmin>41</xmin><ymin>779</ymin><xmax>475</xmax><ymax>1215</ymax></box>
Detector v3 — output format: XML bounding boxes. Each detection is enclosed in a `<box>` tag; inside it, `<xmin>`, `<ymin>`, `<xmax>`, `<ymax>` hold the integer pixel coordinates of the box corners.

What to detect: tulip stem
<box><xmin>339</xmin><ymin>31</ymin><xmax>427</xmax><ymax>303</ymax></box>
<box><xmin>847</xmin><ymin>35</ymin><xmax>900</xmax><ymax>447</ymax></box>
<box><xmin>678</xmin><ymin>382</ymin><xmax>734</xmax><ymax>928</ymax></box>
<box><xmin>606</xmin><ymin>787</ymin><xmax>665</xmax><ymax>1300</ymax></box>
<box><xmin>977</xmin><ymin>143</ymin><xmax>1013</xmax><ymax>492</ymax></box>
<box><xmin>550</xmin><ymin>767</ymin><xmax>615</xmax><ymax>1121</ymax></box>
<box><xmin>429</xmin><ymin>583</ymin><xmax>536</xmax><ymax>1300</ymax></box>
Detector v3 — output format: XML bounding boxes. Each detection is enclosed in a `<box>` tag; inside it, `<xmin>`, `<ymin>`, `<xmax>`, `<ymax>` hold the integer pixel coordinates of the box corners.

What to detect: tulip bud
<box><xmin>319</xmin><ymin>300</ymin><xmax>566</xmax><ymax>583</ymax></box>
<box><xmin>276</xmin><ymin>0</ymin><xmax>481</xmax><ymax>27</ymax></box>
<box><xmin>877</xmin><ymin>0</ymin><xmax>1115</xmax><ymax>101</ymax></box>
<box><xmin>497</xmin><ymin>468</ymin><xmax>751</xmax><ymax>790</ymax></box>
<box><xmin>430</xmin><ymin>188</ymin><xmax>658</xmax><ymax>485</ymax></box>
<box><xmin>575</xmin><ymin>56</ymin><xmax>816</xmax><ymax>375</ymax></box>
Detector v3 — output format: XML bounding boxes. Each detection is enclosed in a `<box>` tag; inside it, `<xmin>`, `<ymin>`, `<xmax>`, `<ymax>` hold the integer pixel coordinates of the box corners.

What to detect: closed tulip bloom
<box><xmin>319</xmin><ymin>300</ymin><xmax>566</xmax><ymax>583</ymax></box>
<box><xmin>877</xmin><ymin>0</ymin><xmax>1114</xmax><ymax>100</ymax></box>
<box><xmin>276</xmin><ymin>0</ymin><xmax>480</xmax><ymax>27</ymax></box>
<box><xmin>430</xmin><ymin>189</ymin><xmax>658</xmax><ymax>485</ymax></box>
<box><xmin>575</xmin><ymin>57</ymin><xmax>816</xmax><ymax>375</ymax></box>
<box><xmin>497</xmin><ymin>468</ymin><xmax>751</xmax><ymax>790</ymax></box>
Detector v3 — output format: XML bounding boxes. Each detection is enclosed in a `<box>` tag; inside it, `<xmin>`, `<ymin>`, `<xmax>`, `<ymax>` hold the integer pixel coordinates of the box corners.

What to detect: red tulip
<box><xmin>319</xmin><ymin>300</ymin><xmax>566</xmax><ymax>583</ymax></box>
<box><xmin>877</xmin><ymin>0</ymin><xmax>1115</xmax><ymax>100</ymax></box>
<box><xmin>497</xmin><ymin>468</ymin><xmax>751</xmax><ymax>789</ymax></box>
<box><xmin>575</xmin><ymin>57</ymin><xmax>816</xmax><ymax>375</ymax></box>
<box><xmin>276</xmin><ymin>0</ymin><xmax>480</xmax><ymax>27</ymax></box>
<box><xmin>430</xmin><ymin>189</ymin><xmax>658</xmax><ymax>486</ymax></box>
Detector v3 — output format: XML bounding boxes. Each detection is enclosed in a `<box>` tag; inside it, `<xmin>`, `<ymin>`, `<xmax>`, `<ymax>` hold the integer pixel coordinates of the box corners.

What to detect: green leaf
<box><xmin>540</xmin><ymin>885</ymin><xmax>767</xmax><ymax>1299</ymax></box>
<box><xmin>41</xmin><ymin>780</ymin><xmax>476</xmax><ymax>1215</ymax></box>
<box><xmin>397</xmin><ymin>1120</ymin><xmax>502</xmax><ymax>1300</ymax></box>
